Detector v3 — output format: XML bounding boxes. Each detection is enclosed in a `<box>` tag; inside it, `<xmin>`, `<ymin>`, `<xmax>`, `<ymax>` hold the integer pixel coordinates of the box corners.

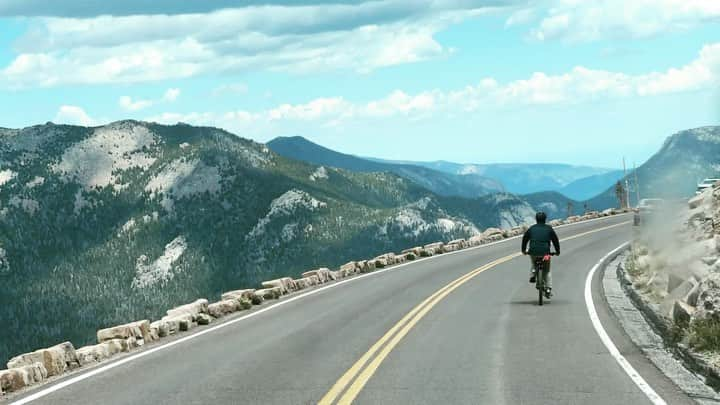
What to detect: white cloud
<box><xmin>0</xmin><ymin>2</ymin><xmax>505</xmax><ymax>88</ymax></box>
<box><xmin>118</xmin><ymin>88</ymin><xmax>181</xmax><ymax>111</ymax></box>
<box><xmin>163</xmin><ymin>88</ymin><xmax>180</xmax><ymax>101</ymax></box>
<box><xmin>119</xmin><ymin>96</ymin><xmax>153</xmax><ymax>111</ymax></box>
<box><xmin>54</xmin><ymin>105</ymin><xmax>96</xmax><ymax>126</ymax></box>
<box><xmin>148</xmin><ymin>41</ymin><xmax>720</xmax><ymax>132</ymax></box>
<box><xmin>525</xmin><ymin>0</ymin><xmax>720</xmax><ymax>42</ymax></box>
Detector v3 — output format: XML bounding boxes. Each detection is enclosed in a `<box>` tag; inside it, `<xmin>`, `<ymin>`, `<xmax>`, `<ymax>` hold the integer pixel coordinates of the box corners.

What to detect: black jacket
<box><xmin>521</xmin><ymin>223</ymin><xmax>560</xmax><ymax>256</ymax></box>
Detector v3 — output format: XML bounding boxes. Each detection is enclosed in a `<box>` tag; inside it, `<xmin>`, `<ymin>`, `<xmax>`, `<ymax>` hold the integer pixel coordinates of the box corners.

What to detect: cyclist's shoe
<box><xmin>529</xmin><ymin>273</ymin><xmax>536</xmax><ymax>283</ymax></box>
<box><xmin>544</xmin><ymin>288</ymin><xmax>552</xmax><ymax>299</ymax></box>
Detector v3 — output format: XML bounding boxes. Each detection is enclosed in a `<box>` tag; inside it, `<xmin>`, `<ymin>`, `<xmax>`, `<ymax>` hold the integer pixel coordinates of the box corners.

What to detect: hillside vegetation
<box><xmin>0</xmin><ymin>121</ymin><xmax>567</xmax><ymax>363</ymax></box>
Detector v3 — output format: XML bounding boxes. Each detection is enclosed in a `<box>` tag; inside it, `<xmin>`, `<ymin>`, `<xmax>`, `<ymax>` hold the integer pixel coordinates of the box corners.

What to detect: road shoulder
<box><xmin>602</xmin><ymin>248</ymin><xmax>720</xmax><ymax>404</ymax></box>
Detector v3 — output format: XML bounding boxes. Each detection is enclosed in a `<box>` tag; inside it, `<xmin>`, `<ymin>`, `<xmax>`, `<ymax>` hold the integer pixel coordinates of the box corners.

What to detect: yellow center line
<box><xmin>320</xmin><ymin>220</ymin><xmax>630</xmax><ymax>404</ymax></box>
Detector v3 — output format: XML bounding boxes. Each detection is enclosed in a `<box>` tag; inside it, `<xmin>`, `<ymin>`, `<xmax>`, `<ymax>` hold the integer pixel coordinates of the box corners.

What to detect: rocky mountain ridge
<box><xmin>267</xmin><ymin>136</ymin><xmax>505</xmax><ymax>199</ymax></box>
<box><xmin>590</xmin><ymin>126</ymin><xmax>720</xmax><ymax>208</ymax></box>
<box><xmin>0</xmin><ymin>120</ymin><xmax>572</xmax><ymax>364</ymax></box>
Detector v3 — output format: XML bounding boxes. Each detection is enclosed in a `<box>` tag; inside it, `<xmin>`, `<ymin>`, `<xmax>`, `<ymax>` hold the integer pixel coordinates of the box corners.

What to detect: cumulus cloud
<box><xmin>163</xmin><ymin>88</ymin><xmax>181</xmax><ymax>101</ymax></box>
<box><xmin>118</xmin><ymin>96</ymin><xmax>152</xmax><ymax>111</ymax></box>
<box><xmin>118</xmin><ymin>88</ymin><xmax>181</xmax><ymax>111</ymax></box>
<box><xmin>0</xmin><ymin>0</ymin><xmax>406</xmax><ymax>17</ymax></box>
<box><xmin>148</xmin><ymin>41</ymin><xmax>720</xmax><ymax>131</ymax></box>
<box><xmin>0</xmin><ymin>1</ymin><xmax>509</xmax><ymax>88</ymax></box>
<box><xmin>54</xmin><ymin>105</ymin><xmax>96</xmax><ymax>126</ymax></box>
<box><xmin>525</xmin><ymin>0</ymin><xmax>720</xmax><ymax>42</ymax></box>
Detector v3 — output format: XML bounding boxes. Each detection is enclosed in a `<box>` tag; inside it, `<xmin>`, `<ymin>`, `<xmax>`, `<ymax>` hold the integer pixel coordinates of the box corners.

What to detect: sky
<box><xmin>0</xmin><ymin>0</ymin><xmax>719</xmax><ymax>168</ymax></box>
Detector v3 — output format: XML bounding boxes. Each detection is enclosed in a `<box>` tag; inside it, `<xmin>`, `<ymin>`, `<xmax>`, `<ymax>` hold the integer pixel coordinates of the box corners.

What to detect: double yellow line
<box><xmin>318</xmin><ymin>221</ymin><xmax>630</xmax><ymax>405</ymax></box>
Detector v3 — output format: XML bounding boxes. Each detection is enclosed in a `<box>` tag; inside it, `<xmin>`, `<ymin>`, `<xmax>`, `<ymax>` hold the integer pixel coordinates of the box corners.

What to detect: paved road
<box><xmin>8</xmin><ymin>215</ymin><xmax>696</xmax><ymax>404</ymax></box>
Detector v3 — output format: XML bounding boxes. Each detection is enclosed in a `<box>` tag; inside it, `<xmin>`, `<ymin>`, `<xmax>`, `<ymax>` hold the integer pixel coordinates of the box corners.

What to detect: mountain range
<box><xmin>0</xmin><ymin>121</ymin><xmax>575</xmax><ymax>364</ymax></box>
<box><xmin>588</xmin><ymin>126</ymin><xmax>720</xmax><ymax>208</ymax></box>
<box><xmin>1</xmin><ymin>120</ymin><xmax>717</xmax><ymax>365</ymax></box>
<box><xmin>270</xmin><ymin>136</ymin><xmax>624</xmax><ymax>201</ymax></box>
<box><xmin>267</xmin><ymin>136</ymin><xmax>504</xmax><ymax>198</ymax></box>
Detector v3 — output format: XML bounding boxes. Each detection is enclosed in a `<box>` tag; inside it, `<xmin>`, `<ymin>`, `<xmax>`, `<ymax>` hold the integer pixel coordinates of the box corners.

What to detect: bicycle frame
<box><xmin>534</xmin><ymin>256</ymin><xmax>551</xmax><ymax>306</ymax></box>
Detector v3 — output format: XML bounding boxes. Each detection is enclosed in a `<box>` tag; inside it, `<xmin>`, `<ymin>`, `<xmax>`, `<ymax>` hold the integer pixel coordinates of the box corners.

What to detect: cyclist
<box><xmin>521</xmin><ymin>212</ymin><xmax>560</xmax><ymax>297</ymax></box>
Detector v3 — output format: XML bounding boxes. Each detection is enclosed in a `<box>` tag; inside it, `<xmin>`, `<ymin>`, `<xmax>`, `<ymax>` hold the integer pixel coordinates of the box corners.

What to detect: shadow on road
<box><xmin>508</xmin><ymin>299</ymin><xmax>571</xmax><ymax>306</ymax></box>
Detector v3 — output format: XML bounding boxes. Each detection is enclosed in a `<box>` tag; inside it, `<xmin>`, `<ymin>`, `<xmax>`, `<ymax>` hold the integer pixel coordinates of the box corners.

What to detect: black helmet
<box><xmin>535</xmin><ymin>211</ymin><xmax>547</xmax><ymax>224</ymax></box>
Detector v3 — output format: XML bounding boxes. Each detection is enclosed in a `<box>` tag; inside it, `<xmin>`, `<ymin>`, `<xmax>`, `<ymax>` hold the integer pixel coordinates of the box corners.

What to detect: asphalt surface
<box><xmin>7</xmin><ymin>215</ymin><xmax>696</xmax><ymax>405</ymax></box>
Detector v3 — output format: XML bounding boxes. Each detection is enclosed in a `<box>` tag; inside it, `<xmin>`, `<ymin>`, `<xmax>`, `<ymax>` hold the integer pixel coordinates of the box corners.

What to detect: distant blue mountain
<box><xmin>267</xmin><ymin>136</ymin><xmax>504</xmax><ymax>198</ymax></box>
<box><xmin>366</xmin><ymin>158</ymin><xmax>620</xmax><ymax>198</ymax></box>
<box><xmin>556</xmin><ymin>170</ymin><xmax>625</xmax><ymax>201</ymax></box>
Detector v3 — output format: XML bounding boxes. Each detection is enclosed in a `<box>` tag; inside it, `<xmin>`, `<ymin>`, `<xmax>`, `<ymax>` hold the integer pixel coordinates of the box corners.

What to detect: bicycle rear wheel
<box><xmin>538</xmin><ymin>284</ymin><xmax>543</xmax><ymax>306</ymax></box>
<box><xmin>535</xmin><ymin>260</ymin><xmax>544</xmax><ymax>306</ymax></box>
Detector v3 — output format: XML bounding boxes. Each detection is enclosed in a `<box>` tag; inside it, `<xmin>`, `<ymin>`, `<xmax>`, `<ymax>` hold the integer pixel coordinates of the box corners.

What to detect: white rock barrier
<box><xmin>0</xmin><ymin>208</ymin><xmax>627</xmax><ymax>396</ymax></box>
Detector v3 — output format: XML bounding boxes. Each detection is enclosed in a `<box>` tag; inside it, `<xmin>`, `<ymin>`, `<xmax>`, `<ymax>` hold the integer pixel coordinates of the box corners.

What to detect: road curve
<box><xmin>6</xmin><ymin>215</ymin><xmax>696</xmax><ymax>405</ymax></box>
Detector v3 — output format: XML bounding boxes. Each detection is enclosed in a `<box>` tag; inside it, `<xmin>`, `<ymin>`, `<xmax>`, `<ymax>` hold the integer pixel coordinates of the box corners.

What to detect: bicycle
<box><xmin>532</xmin><ymin>252</ymin><xmax>556</xmax><ymax>306</ymax></box>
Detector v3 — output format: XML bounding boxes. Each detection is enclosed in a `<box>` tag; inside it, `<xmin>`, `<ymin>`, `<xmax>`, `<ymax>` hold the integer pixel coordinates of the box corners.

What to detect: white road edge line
<box><xmin>10</xmin><ymin>214</ymin><xmax>630</xmax><ymax>404</ymax></box>
<box><xmin>584</xmin><ymin>242</ymin><xmax>667</xmax><ymax>405</ymax></box>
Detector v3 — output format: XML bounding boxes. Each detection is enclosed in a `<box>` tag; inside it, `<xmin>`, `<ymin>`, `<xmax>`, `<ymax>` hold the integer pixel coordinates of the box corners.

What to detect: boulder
<box><xmin>165</xmin><ymin>299</ymin><xmax>209</xmax><ymax>322</ymax></box>
<box><xmin>103</xmin><ymin>338</ymin><xmax>131</xmax><ymax>355</ymax></box>
<box><xmin>339</xmin><ymin>261</ymin><xmax>358</xmax><ymax>275</ymax></box>
<box><xmin>261</xmin><ymin>277</ymin><xmax>296</xmax><ymax>294</ymax></box>
<box><xmin>374</xmin><ymin>258</ymin><xmax>388</xmax><ymax>268</ymax></box>
<box><xmin>685</xmin><ymin>282</ymin><xmax>701</xmax><ymax>307</ymax></box>
<box><xmin>76</xmin><ymin>344</ymin><xmax>112</xmax><ymax>366</ymax></box>
<box><xmin>673</xmin><ymin>300</ymin><xmax>696</xmax><ymax>326</ymax></box>
<box><xmin>423</xmin><ymin>242</ymin><xmax>444</xmax><ymax>254</ymax></box>
<box><xmin>221</xmin><ymin>289</ymin><xmax>256</xmax><ymax>302</ymax></box>
<box><xmin>419</xmin><ymin>248</ymin><xmax>434</xmax><ymax>257</ymax></box>
<box><xmin>402</xmin><ymin>247</ymin><xmax>423</xmax><ymax>256</ymax></box>
<box><xmin>150</xmin><ymin>320</ymin><xmax>172</xmax><ymax>338</ymax></box>
<box><xmin>0</xmin><ymin>363</ymin><xmax>47</xmax><ymax>392</ymax></box>
<box><xmin>160</xmin><ymin>313</ymin><xmax>194</xmax><ymax>334</ymax></box>
<box><xmin>375</xmin><ymin>253</ymin><xmax>397</xmax><ymax>265</ymax></box>
<box><xmin>549</xmin><ymin>219</ymin><xmax>563</xmax><ymax>226</ymax></box>
<box><xmin>0</xmin><ymin>368</ymin><xmax>26</xmax><ymax>393</ymax></box>
<box><xmin>468</xmin><ymin>235</ymin><xmax>485</xmax><ymax>246</ymax></box>
<box><xmin>178</xmin><ymin>318</ymin><xmax>194</xmax><ymax>332</ymax></box>
<box><xmin>256</xmin><ymin>287</ymin><xmax>282</xmax><ymax>300</ymax></box>
<box><xmin>97</xmin><ymin>320</ymin><xmax>151</xmax><ymax>344</ymax></box>
<box><xmin>302</xmin><ymin>268</ymin><xmax>332</xmax><ymax>283</ymax></box>
<box><xmin>294</xmin><ymin>278</ymin><xmax>308</xmax><ymax>290</ymax></box>
<box><xmin>197</xmin><ymin>313</ymin><xmax>213</xmax><ymax>325</ymax></box>
<box><xmin>329</xmin><ymin>270</ymin><xmax>344</xmax><ymax>280</ymax></box>
<box><xmin>693</xmin><ymin>272</ymin><xmax>720</xmax><ymax>322</ymax></box>
<box><xmin>404</xmin><ymin>252</ymin><xmax>417</xmax><ymax>261</ymax></box>
<box><xmin>248</xmin><ymin>292</ymin><xmax>263</xmax><ymax>305</ymax></box>
<box><xmin>7</xmin><ymin>341</ymin><xmax>80</xmax><ymax>377</ymax></box>
<box><xmin>443</xmin><ymin>243</ymin><xmax>460</xmax><ymax>253</ymax></box>
<box><xmin>207</xmin><ymin>299</ymin><xmax>239</xmax><ymax>318</ymax></box>
<box><xmin>701</xmin><ymin>256</ymin><xmax>718</xmax><ymax>266</ymax></box>
<box><xmin>295</xmin><ymin>276</ymin><xmax>319</xmax><ymax>288</ymax></box>
<box><xmin>447</xmin><ymin>239</ymin><xmax>466</xmax><ymax>248</ymax></box>
<box><xmin>17</xmin><ymin>363</ymin><xmax>47</xmax><ymax>387</ymax></box>
<box><xmin>482</xmin><ymin>228</ymin><xmax>503</xmax><ymax>238</ymax></box>
<box><xmin>661</xmin><ymin>278</ymin><xmax>698</xmax><ymax>317</ymax></box>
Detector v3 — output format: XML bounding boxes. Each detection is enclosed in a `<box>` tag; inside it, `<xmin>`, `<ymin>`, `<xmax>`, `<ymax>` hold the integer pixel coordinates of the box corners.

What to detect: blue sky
<box><xmin>0</xmin><ymin>1</ymin><xmax>719</xmax><ymax>168</ymax></box>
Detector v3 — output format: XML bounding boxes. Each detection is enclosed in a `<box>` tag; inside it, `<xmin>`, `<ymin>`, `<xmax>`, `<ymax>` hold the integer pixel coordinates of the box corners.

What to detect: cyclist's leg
<box><xmin>543</xmin><ymin>260</ymin><xmax>552</xmax><ymax>289</ymax></box>
<box><xmin>529</xmin><ymin>256</ymin><xmax>537</xmax><ymax>282</ymax></box>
